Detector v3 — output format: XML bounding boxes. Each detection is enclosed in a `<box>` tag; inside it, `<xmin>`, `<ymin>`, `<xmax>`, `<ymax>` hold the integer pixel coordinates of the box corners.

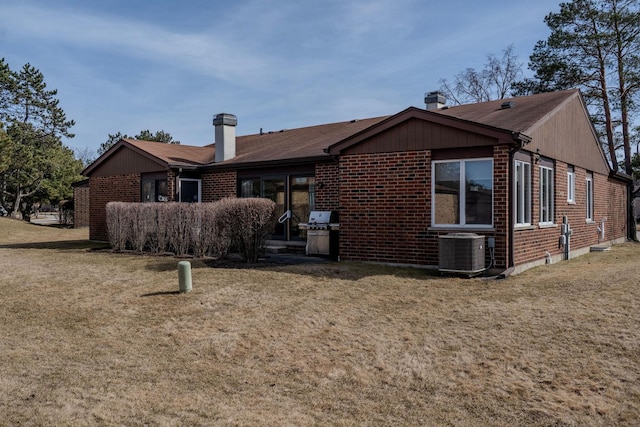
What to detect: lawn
<box><xmin>0</xmin><ymin>217</ymin><xmax>639</xmax><ymax>426</ymax></box>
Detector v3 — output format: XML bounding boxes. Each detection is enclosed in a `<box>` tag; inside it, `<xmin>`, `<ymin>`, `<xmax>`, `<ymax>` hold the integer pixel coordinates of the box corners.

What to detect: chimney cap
<box><xmin>213</xmin><ymin>113</ymin><xmax>237</xmax><ymax>127</ymax></box>
<box><xmin>424</xmin><ymin>91</ymin><xmax>446</xmax><ymax>109</ymax></box>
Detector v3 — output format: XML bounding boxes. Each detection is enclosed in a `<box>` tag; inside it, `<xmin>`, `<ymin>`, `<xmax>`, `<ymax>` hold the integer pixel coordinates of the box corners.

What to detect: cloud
<box><xmin>1</xmin><ymin>3</ymin><xmax>272</xmax><ymax>85</ymax></box>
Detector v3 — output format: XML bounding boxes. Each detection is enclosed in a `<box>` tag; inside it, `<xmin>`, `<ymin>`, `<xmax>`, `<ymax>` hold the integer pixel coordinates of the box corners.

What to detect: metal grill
<box><xmin>298</xmin><ymin>210</ymin><xmax>339</xmax><ymax>258</ymax></box>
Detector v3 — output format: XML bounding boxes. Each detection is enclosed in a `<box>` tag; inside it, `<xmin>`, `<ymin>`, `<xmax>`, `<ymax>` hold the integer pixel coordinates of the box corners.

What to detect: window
<box><xmin>432</xmin><ymin>159</ymin><xmax>493</xmax><ymax>227</ymax></box>
<box><xmin>586</xmin><ymin>172</ymin><xmax>594</xmax><ymax>221</ymax></box>
<box><xmin>178</xmin><ymin>178</ymin><xmax>201</xmax><ymax>203</ymax></box>
<box><xmin>539</xmin><ymin>165</ymin><xmax>554</xmax><ymax>224</ymax></box>
<box><xmin>141</xmin><ymin>175</ymin><xmax>168</xmax><ymax>202</ymax></box>
<box><xmin>514</xmin><ymin>160</ymin><xmax>531</xmax><ymax>226</ymax></box>
<box><xmin>567</xmin><ymin>165</ymin><xmax>575</xmax><ymax>203</ymax></box>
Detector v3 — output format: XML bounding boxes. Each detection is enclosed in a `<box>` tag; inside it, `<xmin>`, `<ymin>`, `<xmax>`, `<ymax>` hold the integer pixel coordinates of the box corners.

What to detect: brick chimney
<box><xmin>213</xmin><ymin>113</ymin><xmax>237</xmax><ymax>162</ymax></box>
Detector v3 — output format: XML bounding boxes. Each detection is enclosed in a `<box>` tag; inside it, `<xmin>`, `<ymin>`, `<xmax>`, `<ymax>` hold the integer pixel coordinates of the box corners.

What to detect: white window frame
<box><xmin>586</xmin><ymin>172</ymin><xmax>594</xmax><ymax>221</ymax></box>
<box><xmin>178</xmin><ymin>178</ymin><xmax>202</xmax><ymax>203</ymax></box>
<box><xmin>567</xmin><ymin>165</ymin><xmax>575</xmax><ymax>203</ymax></box>
<box><xmin>539</xmin><ymin>165</ymin><xmax>554</xmax><ymax>225</ymax></box>
<box><xmin>431</xmin><ymin>158</ymin><xmax>493</xmax><ymax>228</ymax></box>
<box><xmin>514</xmin><ymin>159</ymin><xmax>531</xmax><ymax>226</ymax></box>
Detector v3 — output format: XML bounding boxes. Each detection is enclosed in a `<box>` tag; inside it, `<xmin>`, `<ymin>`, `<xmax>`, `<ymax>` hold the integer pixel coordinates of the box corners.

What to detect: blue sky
<box><xmin>1</xmin><ymin>0</ymin><xmax>562</xmax><ymax>157</ymax></box>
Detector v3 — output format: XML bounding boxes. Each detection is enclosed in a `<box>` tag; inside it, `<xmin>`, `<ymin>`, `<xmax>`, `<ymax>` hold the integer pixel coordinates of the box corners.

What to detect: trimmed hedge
<box><xmin>105</xmin><ymin>198</ymin><xmax>276</xmax><ymax>262</ymax></box>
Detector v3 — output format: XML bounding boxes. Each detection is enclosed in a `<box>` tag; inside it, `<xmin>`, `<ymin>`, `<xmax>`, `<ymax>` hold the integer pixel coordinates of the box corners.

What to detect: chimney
<box><xmin>424</xmin><ymin>91</ymin><xmax>446</xmax><ymax>110</ymax></box>
<box><xmin>213</xmin><ymin>113</ymin><xmax>237</xmax><ymax>162</ymax></box>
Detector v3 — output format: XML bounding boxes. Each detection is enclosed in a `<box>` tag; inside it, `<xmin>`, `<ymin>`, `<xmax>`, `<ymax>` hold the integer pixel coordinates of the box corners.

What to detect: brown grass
<box><xmin>1</xmin><ymin>216</ymin><xmax>639</xmax><ymax>426</ymax></box>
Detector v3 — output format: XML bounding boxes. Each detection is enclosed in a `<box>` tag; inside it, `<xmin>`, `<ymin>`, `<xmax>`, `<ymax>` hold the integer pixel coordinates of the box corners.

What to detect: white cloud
<box><xmin>1</xmin><ymin>3</ymin><xmax>272</xmax><ymax>85</ymax></box>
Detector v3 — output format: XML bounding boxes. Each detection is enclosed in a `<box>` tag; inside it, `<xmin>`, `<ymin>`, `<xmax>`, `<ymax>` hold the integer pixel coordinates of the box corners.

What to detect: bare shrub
<box><xmin>147</xmin><ymin>204</ymin><xmax>170</xmax><ymax>254</ymax></box>
<box><xmin>106</xmin><ymin>202</ymin><xmax>130</xmax><ymax>251</ymax></box>
<box><xmin>130</xmin><ymin>204</ymin><xmax>153</xmax><ymax>252</ymax></box>
<box><xmin>217</xmin><ymin>198</ymin><xmax>277</xmax><ymax>263</ymax></box>
<box><xmin>166</xmin><ymin>203</ymin><xmax>191</xmax><ymax>256</ymax></box>
<box><xmin>206</xmin><ymin>203</ymin><xmax>232</xmax><ymax>259</ymax></box>
<box><xmin>189</xmin><ymin>204</ymin><xmax>207</xmax><ymax>258</ymax></box>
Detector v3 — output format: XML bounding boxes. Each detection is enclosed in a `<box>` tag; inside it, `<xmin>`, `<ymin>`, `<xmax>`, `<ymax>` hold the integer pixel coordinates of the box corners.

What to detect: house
<box><xmin>82</xmin><ymin>89</ymin><xmax>631</xmax><ymax>274</ymax></box>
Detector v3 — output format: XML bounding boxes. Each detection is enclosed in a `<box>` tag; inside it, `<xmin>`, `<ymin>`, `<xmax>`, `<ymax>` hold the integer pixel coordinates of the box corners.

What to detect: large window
<box><xmin>514</xmin><ymin>159</ymin><xmax>531</xmax><ymax>226</ymax></box>
<box><xmin>567</xmin><ymin>165</ymin><xmax>575</xmax><ymax>203</ymax></box>
<box><xmin>539</xmin><ymin>165</ymin><xmax>554</xmax><ymax>225</ymax></box>
<box><xmin>586</xmin><ymin>172</ymin><xmax>594</xmax><ymax>221</ymax></box>
<box><xmin>432</xmin><ymin>159</ymin><xmax>493</xmax><ymax>227</ymax></box>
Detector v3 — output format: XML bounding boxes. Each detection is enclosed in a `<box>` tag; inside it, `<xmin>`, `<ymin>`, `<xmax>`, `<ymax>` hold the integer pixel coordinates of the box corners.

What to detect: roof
<box><xmin>123</xmin><ymin>139</ymin><xmax>215</xmax><ymax>166</ymax></box>
<box><xmin>84</xmin><ymin>89</ymin><xmax>596</xmax><ymax>174</ymax></box>
<box><xmin>83</xmin><ymin>139</ymin><xmax>215</xmax><ymax>175</ymax></box>
<box><xmin>433</xmin><ymin>89</ymin><xmax>580</xmax><ymax>134</ymax></box>
<box><xmin>216</xmin><ymin>116</ymin><xmax>390</xmax><ymax>166</ymax></box>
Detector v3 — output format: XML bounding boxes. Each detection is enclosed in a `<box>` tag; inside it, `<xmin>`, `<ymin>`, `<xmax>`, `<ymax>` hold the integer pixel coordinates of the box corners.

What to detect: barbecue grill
<box><xmin>298</xmin><ymin>210</ymin><xmax>339</xmax><ymax>259</ymax></box>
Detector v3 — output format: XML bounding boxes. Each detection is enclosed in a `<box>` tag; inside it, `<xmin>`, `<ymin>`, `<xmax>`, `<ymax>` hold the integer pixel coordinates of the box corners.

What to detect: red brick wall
<box><xmin>202</xmin><ymin>170</ymin><xmax>237</xmax><ymax>202</ymax></box>
<box><xmin>513</xmin><ymin>161</ymin><xmax>627</xmax><ymax>265</ymax></box>
<box><xmin>89</xmin><ymin>174</ymin><xmax>140</xmax><ymax>241</ymax></box>
<box><xmin>338</xmin><ymin>151</ymin><xmax>432</xmax><ymax>265</ymax></box>
<box><xmin>315</xmin><ymin>162</ymin><xmax>339</xmax><ymax>211</ymax></box>
<box><xmin>167</xmin><ymin>170</ymin><xmax>176</xmax><ymax>201</ymax></box>
<box><xmin>73</xmin><ymin>185</ymin><xmax>90</xmax><ymax>228</ymax></box>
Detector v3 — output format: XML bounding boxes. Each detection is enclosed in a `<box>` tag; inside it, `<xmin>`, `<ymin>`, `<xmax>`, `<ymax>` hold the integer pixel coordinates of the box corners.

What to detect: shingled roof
<box><xmin>84</xmin><ymin>90</ymin><xmax>585</xmax><ymax>175</ymax></box>
<box><xmin>433</xmin><ymin>89</ymin><xmax>580</xmax><ymax>134</ymax></box>
<box><xmin>214</xmin><ymin>115</ymin><xmax>390</xmax><ymax>166</ymax></box>
<box><xmin>124</xmin><ymin>139</ymin><xmax>215</xmax><ymax>166</ymax></box>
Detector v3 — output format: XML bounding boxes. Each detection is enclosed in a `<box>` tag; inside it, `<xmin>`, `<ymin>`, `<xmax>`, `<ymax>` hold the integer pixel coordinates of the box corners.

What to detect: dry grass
<box><xmin>1</xmin><ymin>217</ymin><xmax>639</xmax><ymax>426</ymax></box>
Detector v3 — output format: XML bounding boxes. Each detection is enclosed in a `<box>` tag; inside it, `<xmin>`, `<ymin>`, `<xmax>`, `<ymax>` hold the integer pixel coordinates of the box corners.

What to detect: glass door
<box><xmin>263</xmin><ymin>178</ymin><xmax>286</xmax><ymax>239</ymax></box>
<box><xmin>289</xmin><ymin>176</ymin><xmax>315</xmax><ymax>240</ymax></box>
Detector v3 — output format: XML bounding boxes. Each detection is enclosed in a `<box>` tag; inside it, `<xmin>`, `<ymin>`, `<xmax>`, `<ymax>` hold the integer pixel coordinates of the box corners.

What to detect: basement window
<box><xmin>432</xmin><ymin>158</ymin><xmax>493</xmax><ymax>227</ymax></box>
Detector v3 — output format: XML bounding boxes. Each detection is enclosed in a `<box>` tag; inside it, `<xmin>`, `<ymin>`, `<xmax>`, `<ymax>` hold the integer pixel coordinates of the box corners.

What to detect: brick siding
<box><xmin>73</xmin><ymin>185</ymin><xmax>90</xmax><ymax>228</ymax></box>
<box><xmin>202</xmin><ymin>170</ymin><xmax>237</xmax><ymax>201</ymax></box>
<box><xmin>89</xmin><ymin>174</ymin><xmax>141</xmax><ymax>241</ymax></box>
<box><xmin>513</xmin><ymin>160</ymin><xmax>627</xmax><ymax>265</ymax></box>
<box><xmin>338</xmin><ymin>150</ymin><xmax>432</xmax><ymax>265</ymax></box>
<box><xmin>315</xmin><ymin>162</ymin><xmax>339</xmax><ymax>211</ymax></box>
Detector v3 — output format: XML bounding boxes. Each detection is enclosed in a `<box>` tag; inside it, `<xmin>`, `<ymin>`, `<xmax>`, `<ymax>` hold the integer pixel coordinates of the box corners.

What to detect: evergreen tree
<box><xmin>0</xmin><ymin>59</ymin><xmax>82</xmax><ymax>220</ymax></box>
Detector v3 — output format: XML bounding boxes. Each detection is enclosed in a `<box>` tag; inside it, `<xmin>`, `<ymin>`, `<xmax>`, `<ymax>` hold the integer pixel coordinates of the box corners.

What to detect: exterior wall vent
<box><xmin>438</xmin><ymin>233</ymin><xmax>485</xmax><ymax>274</ymax></box>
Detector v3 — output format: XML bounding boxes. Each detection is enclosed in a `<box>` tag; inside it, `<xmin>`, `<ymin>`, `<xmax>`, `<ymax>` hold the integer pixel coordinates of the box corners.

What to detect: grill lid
<box><xmin>308</xmin><ymin>210</ymin><xmax>333</xmax><ymax>224</ymax></box>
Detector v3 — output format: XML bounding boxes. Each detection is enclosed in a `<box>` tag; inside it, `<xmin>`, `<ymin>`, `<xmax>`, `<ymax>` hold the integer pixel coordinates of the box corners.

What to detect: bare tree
<box><xmin>439</xmin><ymin>45</ymin><xmax>523</xmax><ymax>105</ymax></box>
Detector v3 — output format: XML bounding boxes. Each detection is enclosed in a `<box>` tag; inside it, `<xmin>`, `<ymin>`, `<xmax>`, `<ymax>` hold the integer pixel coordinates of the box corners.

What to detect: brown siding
<box><xmin>527</xmin><ymin>97</ymin><xmax>610</xmax><ymax>175</ymax></box>
<box><xmin>342</xmin><ymin>118</ymin><xmax>499</xmax><ymax>155</ymax></box>
<box><xmin>91</xmin><ymin>146</ymin><xmax>166</xmax><ymax>177</ymax></box>
<box><xmin>89</xmin><ymin>174</ymin><xmax>141</xmax><ymax>241</ymax></box>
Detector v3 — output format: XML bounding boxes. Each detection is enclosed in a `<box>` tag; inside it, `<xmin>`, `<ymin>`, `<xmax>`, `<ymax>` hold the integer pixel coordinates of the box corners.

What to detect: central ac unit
<box><xmin>438</xmin><ymin>233</ymin><xmax>485</xmax><ymax>275</ymax></box>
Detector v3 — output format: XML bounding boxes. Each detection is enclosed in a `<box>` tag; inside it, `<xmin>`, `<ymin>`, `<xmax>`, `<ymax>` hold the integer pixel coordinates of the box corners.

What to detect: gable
<box><xmin>329</xmin><ymin>108</ymin><xmax>520</xmax><ymax>156</ymax></box>
<box><xmin>526</xmin><ymin>95</ymin><xmax>610</xmax><ymax>175</ymax></box>
<box><xmin>88</xmin><ymin>145</ymin><xmax>168</xmax><ymax>177</ymax></box>
<box><xmin>341</xmin><ymin>117</ymin><xmax>500</xmax><ymax>155</ymax></box>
